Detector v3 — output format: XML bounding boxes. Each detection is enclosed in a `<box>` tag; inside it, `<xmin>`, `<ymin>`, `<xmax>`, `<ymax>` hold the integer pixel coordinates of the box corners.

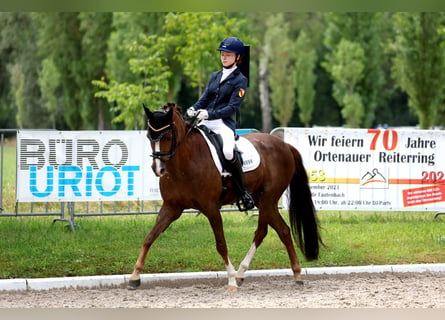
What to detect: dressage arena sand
<box><xmin>0</xmin><ymin>271</ymin><xmax>444</xmax><ymax>308</ymax></box>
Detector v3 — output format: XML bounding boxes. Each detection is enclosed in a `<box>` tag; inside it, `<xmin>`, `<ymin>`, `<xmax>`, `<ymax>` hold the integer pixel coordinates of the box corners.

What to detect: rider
<box><xmin>187</xmin><ymin>37</ymin><xmax>255</xmax><ymax>211</ymax></box>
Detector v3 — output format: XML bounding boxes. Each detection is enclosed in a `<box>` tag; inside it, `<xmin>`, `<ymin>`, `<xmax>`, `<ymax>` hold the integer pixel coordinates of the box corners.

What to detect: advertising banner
<box><xmin>16</xmin><ymin>128</ymin><xmax>445</xmax><ymax>211</ymax></box>
<box><xmin>16</xmin><ymin>130</ymin><xmax>161</xmax><ymax>202</ymax></box>
<box><xmin>282</xmin><ymin>127</ymin><xmax>445</xmax><ymax>211</ymax></box>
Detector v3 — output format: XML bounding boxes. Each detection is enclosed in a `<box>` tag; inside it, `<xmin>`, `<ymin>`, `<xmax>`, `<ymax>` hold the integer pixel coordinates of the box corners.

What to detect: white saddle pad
<box><xmin>197</xmin><ymin>128</ymin><xmax>260</xmax><ymax>174</ymax></box>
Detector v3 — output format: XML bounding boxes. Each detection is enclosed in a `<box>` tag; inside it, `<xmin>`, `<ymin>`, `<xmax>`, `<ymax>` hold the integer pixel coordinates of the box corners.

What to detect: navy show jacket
<box><xmin>192</xmin><ymin>67</ymin><xmax>247</xmax><ymax>132</ymax></box>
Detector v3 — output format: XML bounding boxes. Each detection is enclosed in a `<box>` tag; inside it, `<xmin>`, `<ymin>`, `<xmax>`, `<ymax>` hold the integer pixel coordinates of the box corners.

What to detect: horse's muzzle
<box><xmin>152</xmin><ymin>160</ymin><xmax>166</xmax><ymax>177</ymax></box>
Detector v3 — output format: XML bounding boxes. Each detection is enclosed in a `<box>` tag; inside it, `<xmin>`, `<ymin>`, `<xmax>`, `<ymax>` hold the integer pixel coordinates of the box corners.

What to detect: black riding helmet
<box><xmin>217</xmin><ymin>37</ymin><xmax>245</xmax><ymax>56</ymax></box>
<box><xmin>217</xmin><ymin>37</ymin><xmax>245</xmax><ymax>69</ymax></box>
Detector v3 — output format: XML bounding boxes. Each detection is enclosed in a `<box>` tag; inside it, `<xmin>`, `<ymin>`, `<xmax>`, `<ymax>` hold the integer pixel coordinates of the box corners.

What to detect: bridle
<box><xmin>147</xmin><ymin>112</ymin><xmax>198</xmax><ymax>162</ymax></box>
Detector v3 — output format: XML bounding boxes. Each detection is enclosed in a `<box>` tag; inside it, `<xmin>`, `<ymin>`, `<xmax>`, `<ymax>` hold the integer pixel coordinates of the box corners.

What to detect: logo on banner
<box><xmin>360</xmin><ymin>168</ymin><xmax>389</xmax><ymax>189</ymax></box>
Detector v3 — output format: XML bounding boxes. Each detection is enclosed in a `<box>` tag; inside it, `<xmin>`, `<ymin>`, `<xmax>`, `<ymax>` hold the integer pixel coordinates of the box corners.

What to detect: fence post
<box><xmin>52</xmin><ymin>202</ymin><xmax>76</xmax><ymax>231</ymax></box>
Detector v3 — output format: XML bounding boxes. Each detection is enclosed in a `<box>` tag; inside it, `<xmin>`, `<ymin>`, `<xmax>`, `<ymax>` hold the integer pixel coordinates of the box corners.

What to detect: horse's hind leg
<box><xmin>268</xmin><ymin>207</ymin><xmax>303</xmax><ymax>285</ymax></box>
<box><xmin>127</xmin><ymin>205</ymin><xmax>182</xmax><ymax>290</ymax></box>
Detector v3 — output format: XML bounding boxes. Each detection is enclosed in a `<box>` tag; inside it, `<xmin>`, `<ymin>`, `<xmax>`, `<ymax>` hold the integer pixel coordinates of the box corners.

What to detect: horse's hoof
<box><xmin>295</xmin><ymin>280</ymin><xmax>304</xmax><ymax>287</ymax></box>
<box><xmin>127</xmin><ymin>279</ymin><xmax>141</xmax><ymax>290</ymax></box>
<box><xmin>236</xmin><ymin>277</ymin><xmax>244</xmax><ymax>287</ymax></box>
<box><xmin>227</xmin><ymin>285</ymin><xmax>239</xmax><ymax>292</ymax></box>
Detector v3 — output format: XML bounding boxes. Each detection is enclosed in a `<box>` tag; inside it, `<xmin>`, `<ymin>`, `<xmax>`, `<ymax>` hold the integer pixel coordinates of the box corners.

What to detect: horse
<box><xmin>127</xmin><ymin>102</ymin><xmax>322</xmax><ymax>291</ymax></box>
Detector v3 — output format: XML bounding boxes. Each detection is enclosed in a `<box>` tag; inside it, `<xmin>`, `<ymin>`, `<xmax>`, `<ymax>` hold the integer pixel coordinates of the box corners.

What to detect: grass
<box><xmin>0</xmin><ymin>211</ymin><xmax>443</xmax><ymax>279</ymax></box>
<box><xmin>1</xmin><ymin>135</ymin><xmax>444</xmax><ymax>279</ymax></box>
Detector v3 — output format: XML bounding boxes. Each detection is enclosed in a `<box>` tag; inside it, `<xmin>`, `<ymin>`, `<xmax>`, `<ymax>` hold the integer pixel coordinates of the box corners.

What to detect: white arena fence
<box><xmin>1</xmin><ymin>127</ymin><xmax>444</xmax><ymax>230</ymax></box>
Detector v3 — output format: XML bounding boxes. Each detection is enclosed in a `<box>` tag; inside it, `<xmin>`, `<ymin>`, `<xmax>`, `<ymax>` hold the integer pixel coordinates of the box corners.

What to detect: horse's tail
<box><xmin>288</xmin><ymin>146</ymin><xmax>322</xmax><ymax>261</ymax></box>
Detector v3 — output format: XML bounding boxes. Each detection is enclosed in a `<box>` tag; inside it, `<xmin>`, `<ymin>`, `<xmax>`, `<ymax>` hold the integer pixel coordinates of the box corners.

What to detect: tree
<box><xmin>323</xmin><ymin>13</ymin><xmax>386</xmax><ymax>128</ymax></box>
<box><xmin>94</xmin><ymin>12</ymin><xmax>255</xmax><ymax>129</ymax></box>
<box><xmin>9</xmin><ymin>63</ymin><xmax>25</xmax><ymax>128</ymax></box>
<box><xmin>38</xmin><ymin>58</ymin><xmax>61</xmax><ymax>129</ymax></box>
<box><xmin>0</xmin><ymin>14</ymin><xmax>16</xmax><ymax>128</ymax></box>
<box><xmin>323</xmin><ymin>39</ymin><xmax>365</xmax><ymax>128</ymax></box>
<box><xmin>258</xmin><ymin>42</ymin><xmax>272</xmax><ymax>132</ymax></box>
<box><xmin>34</xmin><ymin>13</ymin><xmax>83</xmax><ymax>129</ymax></box>
<box><xmin>164</xmin><ymin>12</ymin><xmax>251</xmax><ymax>97</ymax></box>
<box><xmin>0</xmin><ymin>13</ymin><xmax>47</xmax><ymax>129</ymax></box>
<box><xmin>295</xmin><ymin>30</ymin><xmax>317</xmax><ymax>127</ymax></box>
<box><xmin>106</xmin><ymin>13</ymin><xmax>165</xmax><ymax>84</ymax></box>
<box><xmin>93</xmin><ymin>34</ymin><xmax>171</xmax><ymax>129</ymax></box>
<box><xmin>390</xmin><ymin>12</ymin><xmax>445</xmax><ymax>129</ymax></box>
<box><xmin>34</xmin><ymin>12</ymin><xmax>113</xmax><ymax>130</ymax></box>
<box><xmin>247</xmin><ymin>12</ymin><xmax>274</xmax><ymax>132</ymax></box>
<box><xmin>265</xmin><ymin>13</ymin><xmax>297</xmax><ymax>127</ymax></box>
<box><xmin>78</xmin><ymin>12</ymin><xmax>113</xmax><ymax>130</ymax></box>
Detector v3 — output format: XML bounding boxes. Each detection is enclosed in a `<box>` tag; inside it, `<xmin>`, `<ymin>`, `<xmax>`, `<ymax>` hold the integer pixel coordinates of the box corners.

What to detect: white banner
<box><xmin>282</xmin><ymin>127</ymin><xmax>445</xmax><ymax>211</ymax></box>
<box><xmin>16</xmin><ymin>130</ymin><xmax>161</xmax><ymax>202</ymax></box>
<box><xmin>16</xmin><ymin>128</ymin><xmax>445</xmax><ymax>211</ymax></box>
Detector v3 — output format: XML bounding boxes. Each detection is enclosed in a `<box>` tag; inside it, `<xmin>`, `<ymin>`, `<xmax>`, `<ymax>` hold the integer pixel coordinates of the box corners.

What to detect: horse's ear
<box><xmin>166</xmin><ymin>105</ymin><xmax>174</xmax><ymax>120</ymax></box>
<box><xmin>164</xmin><ymin>102</ymin><xmax>176</xmax><ymax>111</ymax></box>
<box><xmin>143</xmin><ymin>103</ymin><xmax>152</xmax><ymax>119</ymax></box>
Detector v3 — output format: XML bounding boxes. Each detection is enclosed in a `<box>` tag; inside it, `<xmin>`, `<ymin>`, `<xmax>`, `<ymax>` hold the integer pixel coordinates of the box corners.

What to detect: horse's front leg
<box><xmin>236</xmin><ymin>212</ymin><xmax>268</xmax><ymax>286</ymax></box>
<box><xmin>206</xmin><ymin>210</ymin><xmax>238</xmax><ymax>292</ymax></box>
<box><xmin>127</xmin><ymin>205</ymin><xmax>182</xmax><ymax>290</ymax></box>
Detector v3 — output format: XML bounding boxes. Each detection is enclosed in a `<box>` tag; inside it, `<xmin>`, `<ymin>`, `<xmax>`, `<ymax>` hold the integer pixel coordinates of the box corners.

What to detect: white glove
<box><xmin>186</xmin><ymin>107</ymin><xmax>197</xmax><ymax>117</ymax></box>
<box><xmin>196</xmin><ymin>109</ymin><xmax>209</xmax><ymax>121</ymax></box>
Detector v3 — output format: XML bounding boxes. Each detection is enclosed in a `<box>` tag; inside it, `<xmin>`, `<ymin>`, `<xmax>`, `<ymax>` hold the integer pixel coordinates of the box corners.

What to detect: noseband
<box><xmin>147</xmin><ymin>112</ymin><xmax>197</xmax><ymax>162</ymax></box>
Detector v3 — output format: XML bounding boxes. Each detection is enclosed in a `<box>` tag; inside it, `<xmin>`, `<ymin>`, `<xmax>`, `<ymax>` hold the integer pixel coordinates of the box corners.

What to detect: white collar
<box><xmin>220</xmin><ymin>66</ymin><xmax>237</xmax><ymax>82</ymax></box>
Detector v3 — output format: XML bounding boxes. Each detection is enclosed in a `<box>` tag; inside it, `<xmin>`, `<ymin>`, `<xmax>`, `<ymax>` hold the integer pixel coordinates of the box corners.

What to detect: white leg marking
<box><xmin>226</xmin><ymin>258</ymin><xmax>238</xmax><ymax>288</ymax></box>
<box><xmin>237</xmin><ymin>243</ymin><xmax>257</xmax><ymax>279</ymax></box>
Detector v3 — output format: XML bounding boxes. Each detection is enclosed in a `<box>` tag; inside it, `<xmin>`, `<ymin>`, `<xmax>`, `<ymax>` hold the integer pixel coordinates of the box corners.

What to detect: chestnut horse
<box><xmin>127</xmin><ymin>102</ymin><xmax>322</xmax><ymax>291</ymax></box>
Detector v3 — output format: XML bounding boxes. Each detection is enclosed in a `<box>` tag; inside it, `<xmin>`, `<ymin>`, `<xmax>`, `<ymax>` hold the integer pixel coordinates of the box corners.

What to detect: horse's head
<box><xmin>143</xmin><ymin>102</ymin><xmax>186</xmax><ymax>177</ymax></box>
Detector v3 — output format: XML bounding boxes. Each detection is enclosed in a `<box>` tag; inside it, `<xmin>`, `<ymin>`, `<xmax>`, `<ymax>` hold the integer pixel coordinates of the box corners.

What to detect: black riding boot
<box><xmin>228</xmin><ymin>152</ymin><xmax>255</xmax><ymax>211</ymax></box>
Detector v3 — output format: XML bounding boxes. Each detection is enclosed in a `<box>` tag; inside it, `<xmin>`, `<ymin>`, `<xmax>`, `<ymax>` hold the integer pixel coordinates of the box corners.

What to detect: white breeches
<box><xmin>200</xmin><ymin>119</ymin><xmax>235</xmax><ymax>160</ymax></box>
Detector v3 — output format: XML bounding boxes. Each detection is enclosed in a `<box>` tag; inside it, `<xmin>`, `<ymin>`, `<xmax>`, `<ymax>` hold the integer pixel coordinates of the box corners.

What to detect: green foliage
<box><xmin>32</xmin><ymin>12</ymin><xmax>113</xmax><ymax>130</ymax></box>
<box><xmin>164</xmin><ymin>12</ymin><xmax>251</xmax><ymax>96</ymax></box>
<box><xmin>94</xmin><ymin>12</ymin><xmax>254</xmax><ymax>128</ymax></box>
<box><xmin>0</xmin><ymin>14</ymin><xmax>15</xmax><ymax>128</ymax></box>
<box><xmin>2</xmin><ymin>12</ymin><xmax>445</xmax><ymax>130</ymax></box>
<box><xmin>78</xmin><ymin>12</ymin><xmax>113</xmax><ymax>130</ymax></box>
<box><xmin>390</xmin><ymin>12</ymin><xmax>445</xmax><ymax>129</ymax></box>
<box><xmin>38</xmin><ymin>58</ymin><xmax>61</xmax><ymax>129</ymax></box>
<box><xmin>9</xmin><ymin>63</ymin><xmax>25</xmax><ymax>128</ymax></box>
<box><xmin>323</xmin><ymin>39</ymin><xmax>365</xmax><ymax>128</ymax></box>
<box><xmin>105</xmin><ymin>13</ymin><xmax>166</xmax><ymax>84</ymax></box>
<box><xmin>0</xmin><ymin>13</ymin><xmax>47</xmax><ymax>129</ymax></box>
<box><xmin>265</xmin><ymin>13</ymin><xmax>297</xmax><ymax>127</ymax></box>
<box><xmin>34</xmin><ymin>13</ymin><xmax>83</xmax><ymax>129</ymax></box>
<box><xmin>323</xmin><ymin>13</ymin><xmax>387</xmax><ymax>128</ymax></box>
<box><xmin>93</xmin><ymin>34</ymin><xmax>171</xmax><ymax>129</ymax></box>
<box><xmin>295</xmin><ymin>31</ymin><xmax>317</xmax><ymax>127</ymax></box>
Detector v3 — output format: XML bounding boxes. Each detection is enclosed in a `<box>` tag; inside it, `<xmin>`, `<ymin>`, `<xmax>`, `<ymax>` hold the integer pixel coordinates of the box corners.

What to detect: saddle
<box><xmin>196</xmin><ymin>125</ymin><xmax>260</xmax><ymax>175</ymax></box>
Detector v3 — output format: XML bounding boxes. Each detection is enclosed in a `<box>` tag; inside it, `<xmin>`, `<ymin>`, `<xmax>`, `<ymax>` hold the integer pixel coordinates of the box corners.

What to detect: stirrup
<box><xmin>236</xmin><ymin>192</ymin><xmax>255</xmax><ymax>211</ymax></box>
